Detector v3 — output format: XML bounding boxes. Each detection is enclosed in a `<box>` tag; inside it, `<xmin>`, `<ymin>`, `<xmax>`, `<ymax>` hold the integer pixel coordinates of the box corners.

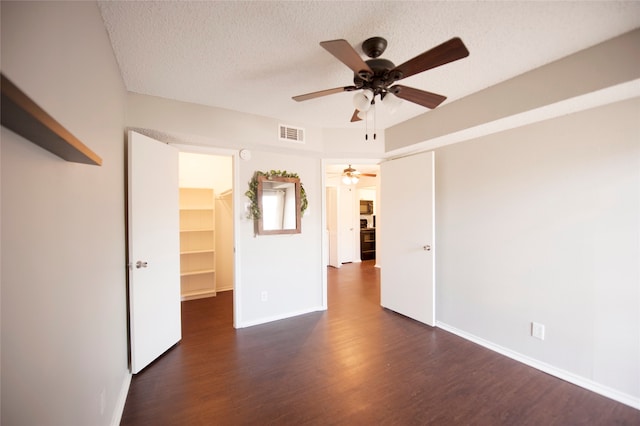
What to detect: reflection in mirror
<box><xmin>257</xmin><ymin>175</ymin><xmax>301</xmax><ymax>235</ymax></box>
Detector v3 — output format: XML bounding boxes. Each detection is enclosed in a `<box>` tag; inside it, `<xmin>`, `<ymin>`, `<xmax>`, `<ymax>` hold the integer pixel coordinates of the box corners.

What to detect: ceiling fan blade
<box><xmin>361</xmin><ymin>173</ymin><xmax>377</xmax><ymax>177</ymax></box>
<box><xmin>390</xmin><ymin>85</ymin><xmax>447</xmax><ymax>109</ymax></box>
<box><xmin>350</xmin><ymin>109</ymin><xmax>362</xmax><ymax>122</ymax></box>
<box><xmin>320</xmin><ymin>39</ymin><xmax>374</xmax><ymax>79</ymax></box>
<box><xmin>292</xmin><ymin>86</ymin><xmax>353</xmax><ymax>102</ymax></box>
<box><xmin>391</xmin><ymin>37</ymin><xmax>469</xmax><ymax>81</ymax></box>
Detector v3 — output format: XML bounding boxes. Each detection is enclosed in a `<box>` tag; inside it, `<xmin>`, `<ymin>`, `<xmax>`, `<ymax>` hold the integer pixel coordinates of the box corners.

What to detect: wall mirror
<box><xmin>256</xmin><ymin>175</ymin><xmax>301</xmax><ymax>235</ymax></box>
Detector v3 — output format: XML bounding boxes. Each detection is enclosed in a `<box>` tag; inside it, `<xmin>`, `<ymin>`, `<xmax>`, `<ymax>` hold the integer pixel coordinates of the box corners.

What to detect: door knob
<box><xmin>423</xmin><ymin>245</ymin><xmax>431</xmax><ymax>251</ymax></box>
<box><xmin>136</xmin><ymin>261</ymin><xmax>148</xmax><ymax>269</ymax></box>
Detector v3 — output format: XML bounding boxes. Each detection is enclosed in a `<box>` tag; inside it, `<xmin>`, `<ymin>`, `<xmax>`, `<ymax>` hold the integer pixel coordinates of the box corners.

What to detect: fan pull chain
<box><xmin>373</xmin><ymin>101</ymin><xmax>377</xmax><ymax>140</ymax></box>
<box><xmin>364</xmin><ymin>100</ymin><xmax>377</xmax><ymax>141</ymax></box>
<box><xmin>364</xmin><ymin>108</ymin><xmax>369</xmax><ymax>140</ymax></box>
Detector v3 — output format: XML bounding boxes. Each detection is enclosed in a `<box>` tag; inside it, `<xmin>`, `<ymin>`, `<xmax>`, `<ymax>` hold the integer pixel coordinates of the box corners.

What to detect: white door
<box><xmin>326</xmin><ymin>187</ymin><xmax>340</xmax><ymax>268</ymax></box>
<box><xmin>339</xmin><ymin>185</ymin><xmax>356</xmax><ymax>263</ymax></box>
<box><xmin>128</xmin><ymin>131</ymin><xmax>182</xmax><ymax>373</ymax></box>
<box><xmin>379</xmin><ymin>151</ymin><xmax>435</xmax><ymax>326</ymax></box>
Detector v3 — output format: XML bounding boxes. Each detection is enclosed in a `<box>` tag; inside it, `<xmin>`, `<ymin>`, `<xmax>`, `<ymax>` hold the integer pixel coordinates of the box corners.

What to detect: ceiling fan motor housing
<box><xmin>353</xmin><ymin>58</ymin><xmax>399</xmax><ymax>96</ymax></box>
<box><xmin>362</xmin><ymin>36</ymin><xmax>388</xmax><ymax>58</ymax></box>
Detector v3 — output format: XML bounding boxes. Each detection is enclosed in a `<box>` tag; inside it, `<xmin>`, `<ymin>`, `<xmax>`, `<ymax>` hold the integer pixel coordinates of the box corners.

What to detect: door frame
<box><xmin>172</xmin><ymin>143</ymin><xmax>241</xmax><ymax>328</ymax></box>
<box><xmin>321</xmin><ymin>157</ymin><xmax>382</xmax><ymax>308</ymax></box>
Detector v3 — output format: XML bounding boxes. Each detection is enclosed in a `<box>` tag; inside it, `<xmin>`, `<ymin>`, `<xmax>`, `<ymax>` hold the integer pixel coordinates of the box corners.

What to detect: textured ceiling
<box><xmin>98</xmin><ymin>1</ymin><xmax>640</xmax><ymax>130</ymax></box>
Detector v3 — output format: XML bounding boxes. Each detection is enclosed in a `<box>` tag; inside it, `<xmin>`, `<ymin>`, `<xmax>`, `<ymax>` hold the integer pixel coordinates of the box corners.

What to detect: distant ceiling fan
<box><xmin>292</xmin><ymin>36</ymin><xmax>469</xmax><ymax>122</ymax></box>
<box><xmin>342</xmin><ymin>164</ymin><xmax>376</xmax><ymax>185</ymax></box>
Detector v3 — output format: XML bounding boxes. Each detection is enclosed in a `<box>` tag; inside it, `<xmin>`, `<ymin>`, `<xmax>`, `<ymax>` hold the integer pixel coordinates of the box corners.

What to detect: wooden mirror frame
<box><xmin>256</xmin><ymin>175</ymin><xmax>302</xmax><ymax>235</ymax></box>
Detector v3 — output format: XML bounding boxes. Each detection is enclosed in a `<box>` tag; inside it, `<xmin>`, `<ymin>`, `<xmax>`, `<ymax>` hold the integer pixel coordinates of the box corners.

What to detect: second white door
<box><xmin>379</xmin><ymin>151</ymin><xmax>436</xmax><ymax>326</ymax></box>
<box><xmin>338</xmin><ymin>185</ymin><xmax>356</xmax><ymax>263</ymax></box>
<box><xmin>128</xmin><ymin>131</ymin><xmax>182</xmax><ymax>373</ymax></box>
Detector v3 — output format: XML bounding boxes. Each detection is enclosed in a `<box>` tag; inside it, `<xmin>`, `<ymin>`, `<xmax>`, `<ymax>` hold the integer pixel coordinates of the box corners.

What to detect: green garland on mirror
<box><xmin>245</xmin><ymin>170</ymin><xmax>308</xmax><ymax>220</ymax></box>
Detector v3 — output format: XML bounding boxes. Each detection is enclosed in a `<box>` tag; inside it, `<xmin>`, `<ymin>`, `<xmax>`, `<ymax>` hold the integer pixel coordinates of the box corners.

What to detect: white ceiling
<box><xmin>97</xmin><ymin>1</ymin><xmax>639</xmax><ymax>131</ymax></box>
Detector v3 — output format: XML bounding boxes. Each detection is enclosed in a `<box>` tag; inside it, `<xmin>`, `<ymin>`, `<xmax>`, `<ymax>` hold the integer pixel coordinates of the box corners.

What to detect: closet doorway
<box><xmin>178</xmin><ymin>152</ymin><xmax>234</xmax><ymax>304</ymax></box>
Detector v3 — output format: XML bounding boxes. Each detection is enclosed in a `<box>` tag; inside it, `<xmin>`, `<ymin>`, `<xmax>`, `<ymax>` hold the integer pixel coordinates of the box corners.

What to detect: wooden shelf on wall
<box><xmin>0</xmin><ymin>73</ymin><xmax>102</xmax><ymax>166</ymax></box>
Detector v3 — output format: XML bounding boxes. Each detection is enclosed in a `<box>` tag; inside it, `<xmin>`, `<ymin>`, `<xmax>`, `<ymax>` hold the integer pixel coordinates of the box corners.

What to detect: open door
<box><xmin>128</xmin><ymin>131</ymin><xmax>181</xmax><ymax>373</ymax></box>
<box><xmin>339</xmin><ymin>185</ymin><xmax>356</xmax><ymax>263</ymax></box>
<box><xmin>326</xmin><ymin>186</ymin><xmax>340</xmax><ymax>268</ymax></box>
<box><xmin>379</xmin><ymin>151</ymin><xmax>435</xmax><ymax>326</ymax></box>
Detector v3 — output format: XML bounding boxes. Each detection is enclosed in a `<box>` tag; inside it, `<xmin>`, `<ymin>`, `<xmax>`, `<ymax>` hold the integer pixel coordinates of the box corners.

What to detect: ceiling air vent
<box><xmin>279</xmin><ymin>124</ymin><xmax>305</xmax><ymax>144</ymax></box>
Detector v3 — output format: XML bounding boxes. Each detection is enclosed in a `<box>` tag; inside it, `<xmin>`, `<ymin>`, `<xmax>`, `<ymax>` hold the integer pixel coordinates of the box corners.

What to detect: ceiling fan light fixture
<box><xmin>382</xmin><ymin>91</ymin><xmax>402</xmax><ymax>113</ymax></box>
<box><xmin>342</xmin><ymin>164</ymin><xmax>361</xmax><ymax>185</ymax></box>
<box><xmin>358</xmin><ymin>101</ymin><xmax>377</xmax><ymax>120</ymax></box>
<box><xmin>342</xmin><ymin>175</ymin><xmax>359</xmax><ymax>185</ymax></box>
<box><xmin>353</xmin><ymin>89</ymin><xmax>374</xmax><ymax>112</ymax></box>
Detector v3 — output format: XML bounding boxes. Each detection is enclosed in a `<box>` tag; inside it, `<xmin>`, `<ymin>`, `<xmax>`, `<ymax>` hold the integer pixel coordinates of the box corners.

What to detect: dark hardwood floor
<box><xmin>120</xmin><ymin>261</ymin><xmax>639</xmax><ymax>425</ymax></box>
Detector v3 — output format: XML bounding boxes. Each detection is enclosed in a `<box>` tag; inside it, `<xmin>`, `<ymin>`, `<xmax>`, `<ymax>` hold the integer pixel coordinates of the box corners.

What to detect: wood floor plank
<box><xmin>120</xmin><ymin>261</ymin><xmax>639</xmax><ymax>425</ymax></box>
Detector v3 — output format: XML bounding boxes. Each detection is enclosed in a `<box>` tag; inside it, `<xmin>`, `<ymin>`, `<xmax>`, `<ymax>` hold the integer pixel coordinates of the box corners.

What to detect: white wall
<box><xmin>1</xmin><ymin>2</ymin><xmax>129</xmax><ymax>425</ymax></box>
<box><xmin>179</xmin><ymin>152</ymin><xmax>232</xmax><ymax>191</ymax></box>
<box><xmin>238</xmin><ymin>151</ymin><xmax>324</xmax><ymax>326</ymax></box>
<box><xmin>126</xmin><ymin>95</ymin><xmax>325</xmax><ymax>327</ymax></box>
<box><xmin>435</xmin><ymin>97</ymin><xmax>640</xmax><ymax>403</ymax></box>
<box><xmin>127</xmin><ymin>93</ymin><xmax>325</xmax><ymax>155</ymax></box>
<box><xmin>323</xmin><ymin>127</ymin><xmax>385</xmax><ymax>157</ymax></box>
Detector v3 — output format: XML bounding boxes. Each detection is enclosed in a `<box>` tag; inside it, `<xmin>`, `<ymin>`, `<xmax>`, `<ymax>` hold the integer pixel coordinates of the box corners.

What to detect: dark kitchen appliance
<box><xmin>360</xmin><ymin>200</ymin><xmax>373</xmax><ymax>215</ymax></box>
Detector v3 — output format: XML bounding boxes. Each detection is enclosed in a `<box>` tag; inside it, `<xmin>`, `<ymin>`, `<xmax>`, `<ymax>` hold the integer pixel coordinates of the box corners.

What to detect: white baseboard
<box><xmin>111</xmin><ymin>372</ymin><xmax>132</xmax><ymax>426</ymax></box>
<box><xmin>237</xmin><ymin>305</ymin><xmax>326</xmax><ymax>328</ymax></box>
<box><xmin>436</xmin><ymin>321</ymin><xmax>640</xmax><ymax>410</ymax></box>
<box><xmin>216</xmin><ymin>284</ymin><xmax>234</xmax><ymax>292</ymax></box>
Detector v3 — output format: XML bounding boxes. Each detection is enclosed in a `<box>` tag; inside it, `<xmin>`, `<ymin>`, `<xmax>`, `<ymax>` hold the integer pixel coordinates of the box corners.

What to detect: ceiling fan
<box><xmin>292</xmin><ymin>36</ymin><xmax>469</xmax><ymax>122</ymax></box>
<box><xmin>342</xmin><ymin>164</ymin><xmax>376</xmax><ymax>185</ymax></box>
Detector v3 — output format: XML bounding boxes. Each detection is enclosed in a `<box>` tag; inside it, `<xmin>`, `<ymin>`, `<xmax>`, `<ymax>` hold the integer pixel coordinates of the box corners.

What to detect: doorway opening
<box><xmin>324</xmin><ymin>162</ymin><xmax>380</xmax><ymax>268</ymax></box>
<box><xmin>324</xmin><ymin>161</ymin><xmax>380</xmax><ymax>312</ymax></box>
<box><xmin>178</xmin><ymin>152</ymin><xmax>234</xmax><ymax>316</ymax></box>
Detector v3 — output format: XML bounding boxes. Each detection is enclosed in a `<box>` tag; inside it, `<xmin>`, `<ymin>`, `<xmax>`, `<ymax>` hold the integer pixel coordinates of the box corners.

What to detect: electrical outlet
<box><xmin>531</xmin><ymin>322</ymin><xmax>545</xmax><ymax>340</ymax></box>
<box><xmin>261</xmin><ymin>291</ymin><xmax>268</xmax><ymax>302</ymax></box>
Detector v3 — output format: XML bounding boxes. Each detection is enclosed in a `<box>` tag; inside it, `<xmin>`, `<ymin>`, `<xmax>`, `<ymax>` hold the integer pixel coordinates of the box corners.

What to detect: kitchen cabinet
<box><xmin>360</xmin><ymin>228</ymin><xmax>376</xmax><ymax>260</ymax></box>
